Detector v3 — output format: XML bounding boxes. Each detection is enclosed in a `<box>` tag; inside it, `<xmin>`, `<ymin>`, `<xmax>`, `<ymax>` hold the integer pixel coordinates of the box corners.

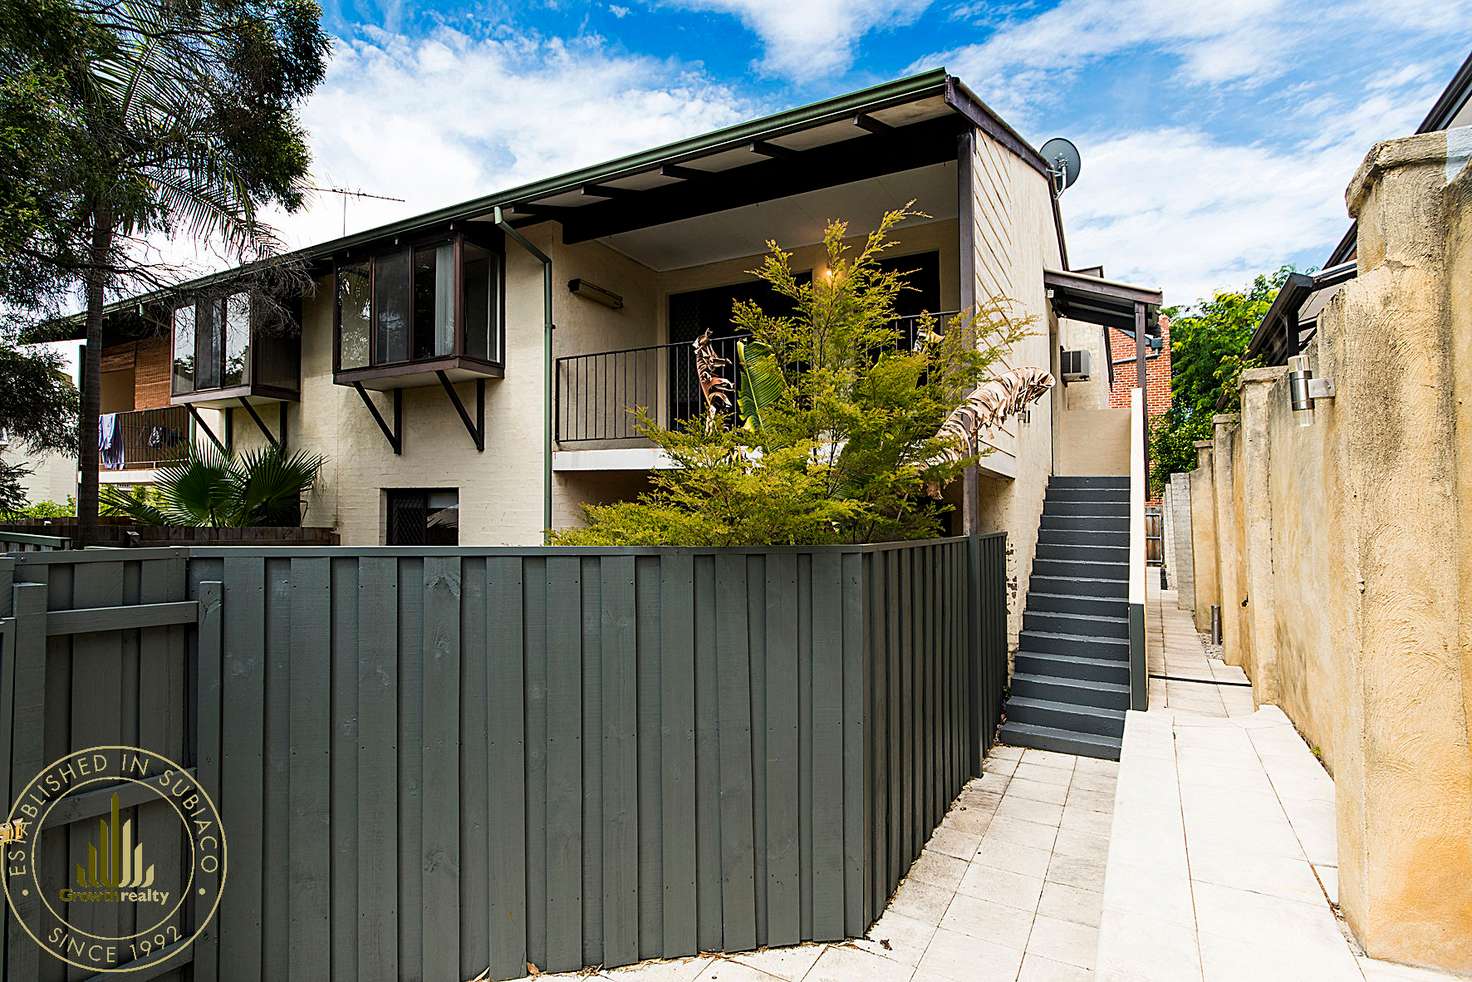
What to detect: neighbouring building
<box><xmin>15</xmin><ymin>71</ymin><xmax>1168</xmax><ymax>655</ymax></box>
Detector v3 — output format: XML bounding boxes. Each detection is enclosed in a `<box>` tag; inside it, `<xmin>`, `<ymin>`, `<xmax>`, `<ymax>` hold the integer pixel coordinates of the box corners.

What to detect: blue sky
<box><xmin>258</xmin><ymin>1</ymin><xmax>1470</xmax><ymax>304</ymax></box>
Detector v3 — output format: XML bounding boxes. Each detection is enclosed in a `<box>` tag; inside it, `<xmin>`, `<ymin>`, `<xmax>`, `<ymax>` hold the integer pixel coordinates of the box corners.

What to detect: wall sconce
<box><xmin>567</xmin><ymin>278</ymin><xmax>624</xmax><ymax>310</ymax></box>
<box><xmin>1288</xmin><ymin>354</ymin><xmax>1335</xmax><ymax>426</ymax></box>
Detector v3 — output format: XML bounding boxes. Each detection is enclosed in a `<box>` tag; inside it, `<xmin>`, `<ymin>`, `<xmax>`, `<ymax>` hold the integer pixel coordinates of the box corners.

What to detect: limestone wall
<box><xmin>1184</xmin><ymin>129</ymin><xmax>1472</xmax><ymax>974</ymax></box>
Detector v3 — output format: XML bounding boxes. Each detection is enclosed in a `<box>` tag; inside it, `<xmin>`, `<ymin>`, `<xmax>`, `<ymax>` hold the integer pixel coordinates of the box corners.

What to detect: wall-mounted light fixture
<box><xmin>567</xmin><ymin>278</ymin><xmax>624</xmax><ymax>310</ymax></box>
<box><xmin>1288</xmin><ymin>354</ymin><xmax>1335</xmax><ymax>426</ymax></box>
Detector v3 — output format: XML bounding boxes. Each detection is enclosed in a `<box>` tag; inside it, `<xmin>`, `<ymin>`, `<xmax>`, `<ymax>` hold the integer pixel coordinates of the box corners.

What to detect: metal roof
<box><xmin>35</xmin><ymin>68</ymin><xmax>1068</xmax><ymax>341</ymax></box>
<box><xmin>1044</xmin><ymin>268</ymin><xmax>1163</xmax><ymax>332</ymax></box>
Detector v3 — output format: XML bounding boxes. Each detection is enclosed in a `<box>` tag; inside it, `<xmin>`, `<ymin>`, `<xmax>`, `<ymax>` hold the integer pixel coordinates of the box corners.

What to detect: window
<box><xmin>338</xmin><ymin>262</ymin><xmax>371</xmax><ymax>369</ymax></box>
<box><xmin>413</xmin><ymin>243</ymin><xmax>454</xmax><ymax>360</ymax></box>
<box><xmin>386</xmin><ymin>489</ymin><xmax>459</xmax><ymax>545</ymax></box>
<box><xmin>374</xmin><ymin>248</ymin><xmax>411</xmax><ymax>364</ymax></box>
<box><xmin>462</xmin><ymin>241</ymin><xmax>501</xmax><ymax>363</ymax></box>
<box><xmin>335</xmin><ymin>233</ymin><xmax>504</xmax><ymax>373</ymax></box>
<box><xmin>172</xmin><ymin>305</ymin><xmax>196</xmax><ymax>394</ymax></box>
<box><xmin>195</xmin><ymin>298</ymin><xmax>222</xmax><ymax>390</ymax></box>
<box><xmin>222</xmin><ymin>293</ymin><xmax>250</xmax><ymax>386</ymax></box>
<box><xmin>173</xmin><ymin>292</ymin><xmax>262</xmax><ymax>395</ymax></box>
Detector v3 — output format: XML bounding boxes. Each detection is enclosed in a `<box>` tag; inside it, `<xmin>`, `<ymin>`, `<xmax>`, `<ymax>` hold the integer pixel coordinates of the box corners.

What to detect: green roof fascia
<box><xmin>39</xmin><ymin>67</ymin><xmax>1049</xmax><ymax>338</ymax></box>
<box><xmin>312</xmin><ymin>67</ymin><xmax>956</xmax><ymax>258</ymax></box>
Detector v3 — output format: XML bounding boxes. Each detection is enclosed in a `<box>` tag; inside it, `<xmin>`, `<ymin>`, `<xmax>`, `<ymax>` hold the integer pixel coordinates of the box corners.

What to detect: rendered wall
<box><xmin>1187</xmin><ymin>441</ymin><xmax>1217</xmax><ymax>632</ymax></box>
<box><xmin>1053</xmin><ymin>408</ymin><xmax>1130</xmax><ymax>476</ymax></box>
<box><xmin>1186</xmin><ymin>130</ymin><xmax>1472</xmax><ymax>973</ymax></box>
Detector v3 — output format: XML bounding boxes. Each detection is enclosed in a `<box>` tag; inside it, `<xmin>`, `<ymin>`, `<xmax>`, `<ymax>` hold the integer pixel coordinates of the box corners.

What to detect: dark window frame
<box><xmin>333</xmin><ymin>228</ymin><xmax>506</xmax><ymax>377</ymax></box>
<box><xmin>170</xmin><ymin>291</ymin><xmax>302</xmax><ymax>402</ymax></box>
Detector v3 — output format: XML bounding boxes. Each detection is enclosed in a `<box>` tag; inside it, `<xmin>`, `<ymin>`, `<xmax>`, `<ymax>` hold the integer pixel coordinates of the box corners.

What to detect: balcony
<box><xmin>99</xmin><ymin>406</ymin><xmax>191</xmax><ymax>472</ymax></box>
<box><xmin>555</xmin><ymin>312</ymin><xmax>957</xmax><ymax>447</ymax></box>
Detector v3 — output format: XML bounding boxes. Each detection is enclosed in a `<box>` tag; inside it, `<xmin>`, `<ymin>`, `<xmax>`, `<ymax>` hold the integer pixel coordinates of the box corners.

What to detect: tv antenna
<box><xmin>1039</xmin><ymin>138</ymin><xmax>1081</xmax><ymax>196</ymax></box>
<box><xmin>309</xmin><ymin>186</ymin><xmax>407</xmax><ymax>235</ymax></box>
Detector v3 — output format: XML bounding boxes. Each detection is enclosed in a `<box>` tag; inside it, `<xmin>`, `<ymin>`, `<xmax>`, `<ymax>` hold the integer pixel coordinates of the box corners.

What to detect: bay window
<box><xmin>171</xmin><ymin>290</ymin><xmax>301</xmax><ymax>403</ymax></box>
<box><xmin>333</xmin><ymin>231</ymin><xmax>505</xmax><ymax>383</ymax></box>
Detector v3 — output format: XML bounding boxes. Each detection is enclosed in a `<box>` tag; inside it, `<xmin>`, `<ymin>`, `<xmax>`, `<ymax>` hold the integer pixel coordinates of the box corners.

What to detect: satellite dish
<box><xmin>1040</xmin><ymin>137</ymin><xmax>1081</xmax><ymax>196</ymax></box>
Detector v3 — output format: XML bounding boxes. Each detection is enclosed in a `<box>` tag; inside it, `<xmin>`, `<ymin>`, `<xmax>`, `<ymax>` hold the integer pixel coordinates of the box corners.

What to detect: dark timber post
<box><xmin>957</xmin><ymin>129</ymin><xmax>980</xmax><ymax>533</ymax></box>
<box><xmin>1135</xmin><ymin>300</ymin><xmax>1149</xmax><ymax>501</ymax></box>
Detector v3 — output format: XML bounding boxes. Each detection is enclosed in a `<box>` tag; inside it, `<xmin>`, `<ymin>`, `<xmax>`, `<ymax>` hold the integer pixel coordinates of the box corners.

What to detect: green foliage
<box><xmin>556</xmin><ymin>208</ymin><xmax>1030</xmax><ymax>546</ymax></box>
<box><xmin>6</xmin><ymin>496</ymin><xmax>75</xmax><ymax>519</ymax></box>
<box><xmin>0</xmin><ymin>339</ymin><xmax>78</xmax><ymax>455</ymax></box>
<box><xmin>0</xmin><ymin>0</ymin><xmax>329</xmax><ymax>542</ymax></box>
<box><xmin>1149</xmin><ymin>267</ymin><xmax>1295</xmax><ymax>495</ymax></box>
<box><xmin>100</xmin><ymin>445</ymin><xmax>324</xmax><ymax>527</ymax></box>
<box><xmin>0</xmin><ymin>461</ymin><xmax>29</xmax><ymax>517</ymax></box>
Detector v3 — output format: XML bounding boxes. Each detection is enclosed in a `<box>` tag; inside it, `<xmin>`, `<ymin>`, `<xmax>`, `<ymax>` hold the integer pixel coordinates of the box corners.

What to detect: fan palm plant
<box><xmin>101</xmin><ymin>445</ymin><xmax>324</xmax><ymax>528</ymax></box>
<box><xmin>13</xmin><ymin>0</ymin><xmax>329</xmax><ymax>544</ymax></box>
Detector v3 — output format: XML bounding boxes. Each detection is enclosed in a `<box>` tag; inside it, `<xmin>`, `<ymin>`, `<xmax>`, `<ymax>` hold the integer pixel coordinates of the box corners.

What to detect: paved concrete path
<box><xmin>500</xmin><ymin>582</ymin><xmax>1466</xmax><ymax>982</ymax></box>
<box><xmin>1096</xmin><ymin>583</ymin><xmax>1466</xmax><ymax>982</ymax></box>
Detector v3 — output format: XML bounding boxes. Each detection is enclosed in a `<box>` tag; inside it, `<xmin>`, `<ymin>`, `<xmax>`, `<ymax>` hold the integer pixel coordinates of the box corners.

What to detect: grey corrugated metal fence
<box><xmin>0</xmin><ymin>535</ymin><xmax>1008</xmax><ymax>982</ymax></box>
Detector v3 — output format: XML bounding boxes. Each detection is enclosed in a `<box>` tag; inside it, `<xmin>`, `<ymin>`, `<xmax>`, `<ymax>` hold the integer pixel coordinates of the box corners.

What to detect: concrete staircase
<box><xmin>1000</xmin><ymin>476</ymin><xmax>1130</xmax><ymax>760</ymax></box>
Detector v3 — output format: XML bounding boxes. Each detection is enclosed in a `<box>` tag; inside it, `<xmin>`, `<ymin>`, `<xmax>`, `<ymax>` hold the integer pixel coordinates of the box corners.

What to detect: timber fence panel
<box><xmin>0</xmin><ymin>539</ymin><xmax>1008</xmax><ymax>982</ymax></box>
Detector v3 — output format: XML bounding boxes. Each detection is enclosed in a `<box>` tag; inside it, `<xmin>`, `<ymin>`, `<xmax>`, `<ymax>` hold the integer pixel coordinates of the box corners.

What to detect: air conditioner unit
<box><xmin>1060</xmin><ymin>348</ymin><xmax>1091</xmax><ymax>382</ymax></box>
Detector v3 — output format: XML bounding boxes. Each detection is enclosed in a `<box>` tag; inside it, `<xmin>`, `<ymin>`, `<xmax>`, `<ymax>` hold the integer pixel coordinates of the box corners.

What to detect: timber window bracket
<box><xmin>436</xmin><ymin>372</ymin><xmax>486</xmax><ymax>452</ymax></box>
<box><xmin>354</xmin><ymin>383</ymin><xmax>402</xmax><ymax>455</ymax></box>
<box><xmin>236</xmin><ymin>398</ymin><xmax>287</xmax><ymax>451</ymax></box>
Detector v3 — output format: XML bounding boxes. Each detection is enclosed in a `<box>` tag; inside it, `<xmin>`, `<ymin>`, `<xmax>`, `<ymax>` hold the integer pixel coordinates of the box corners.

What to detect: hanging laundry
<box><xmin>99</xmin><ymin>413</ymin><xmax>125</xmax><ymax>469</ymax></box>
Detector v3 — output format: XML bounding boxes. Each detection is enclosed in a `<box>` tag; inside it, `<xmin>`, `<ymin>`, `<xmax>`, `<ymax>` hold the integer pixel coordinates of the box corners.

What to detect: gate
<box><xmin>0</xmin><ymin>553</ymin><xmax>221</xmax><ymax>981</ymax></box>
<box><xmin>1145</xmin><ymin>506</ymin><xmax>1164</xmax><ymax>564</ymax></box>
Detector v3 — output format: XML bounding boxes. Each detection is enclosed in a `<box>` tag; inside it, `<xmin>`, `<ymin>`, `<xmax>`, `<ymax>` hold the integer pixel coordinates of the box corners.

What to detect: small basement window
<box><xmin>385</xmin><ymin>488</ymin><xmax>460</xmax><ymax>546</ymax></box>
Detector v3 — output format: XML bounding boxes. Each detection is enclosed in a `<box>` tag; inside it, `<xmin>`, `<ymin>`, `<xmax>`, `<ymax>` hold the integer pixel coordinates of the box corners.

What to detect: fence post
<box><xmin>193</xmin><ymin>580</ymin><xmax>223</xmax><ymax>982</ymax></box>
<box><xmin>965</xmin><ymin>536</ymin><xmax>983</xmax><ymax>778</ymax></box>
<box><xmin>6</xmin><ymin>583</ymin><xmax>46</xmax><ymax>982</ymax></box>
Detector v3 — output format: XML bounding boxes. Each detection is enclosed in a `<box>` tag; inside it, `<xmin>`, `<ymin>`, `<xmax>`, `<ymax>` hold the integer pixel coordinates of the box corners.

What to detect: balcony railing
<box><xmin>555</xmin><ymin>312</ymin><xmax>959</xmax><ymax>445</ymax></box>
<box><xmin>100</xmin><ymin>406</ymin><xmax>191</xmax><ymax>471</ymax></box>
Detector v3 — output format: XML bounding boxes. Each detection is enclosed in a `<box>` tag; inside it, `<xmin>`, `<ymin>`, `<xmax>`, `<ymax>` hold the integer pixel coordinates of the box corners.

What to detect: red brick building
<box><xmin>1107</xmin><ymin>314</ymin><xmax>1172</xmax><ymax>418</ymax></box>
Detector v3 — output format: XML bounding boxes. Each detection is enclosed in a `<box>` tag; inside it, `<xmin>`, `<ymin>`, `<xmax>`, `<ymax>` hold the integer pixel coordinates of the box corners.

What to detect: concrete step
<box><xmin>1019</xmin><ymin>629</ymin><xmax>1130</xmax><ymax>661</ymax></box>
<box><xmin>1026</xmin><ymin>591</ymin><xmax>1130</xmax><ymax>618</ymax></box>
<box><xmin>999</xmin><ymin>720</ymin><xmax>1122</xmax><ymax>761</ymax></box>
<box><xmin>1049</xmin><ymin>476</ymin><xmax>1131</xmax><ymax>490</ymax></box>
<box><xmin>1005</xmin><ymin>696</ymin><xmax>1126</xmax><ymax>737</ymax></box>
<box><xmin>1036</xmin><ymin>541</ymin><xmax>1130</xmax><ymax>563</ymax></box>
<box><xmin>1043</xmin><ymin>499</ymin><xmax>1130</xmax><ymax>517</ymax></box>
<box><xmin>1045</xmin><ymin>487</ymin><xmax>1132</xmax><ymax>503</ymax></box>
<box><xmin>1011</xmin><ymin>672</ymin><xmax>1131</xmax><ymax>710</ymax></box>
<box><xmin>1030</xmin><ymin>575</ymin><xmax>1128</xmax><ymax>599</ymax></box>
<box><xmin>1032</xmin><ymin>558</ymin><xmax>1130</xmax><ymax>582</ymax></box>
<box><xmin>1041</xmin><ymin>515</ymin><xmax>1129</xmax><ymax>533</ymax></box>
<box><xmin>1015</xmin><ymin>650</ymin><xmax>1129</xmax><ymax>685</ymax></box>
<box><xmin>1037</xmin><ymin>527</ymin><xmax>1130</xmax><ymax>547</ymax></box>
<box><xmin>1024</xmin><ymin>608</ymin><xmax>1130</xmax><ymax>640</ymax></box>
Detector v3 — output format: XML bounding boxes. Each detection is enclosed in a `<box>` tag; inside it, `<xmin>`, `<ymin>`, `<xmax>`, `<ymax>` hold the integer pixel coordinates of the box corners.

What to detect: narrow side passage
<box><xmin>1096</xmin><ymin>582</ymin><xmax>1467</xmax><ymax>982</ymax></box>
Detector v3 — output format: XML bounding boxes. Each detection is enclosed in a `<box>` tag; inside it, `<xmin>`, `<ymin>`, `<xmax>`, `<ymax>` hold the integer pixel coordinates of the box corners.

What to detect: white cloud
<box><xmin>667</xmin><ymin>0</ymin><xmax>933</xmax><ymax>81</ymax></box>
<box><xmin>1062</xmin><ymin>73</ymin><xmax>1434</xmax><ymax>304</ymax></box>
<box><xmin>264</xmin><ymin>27</ymin><xmax>754</xmax><ymax>251</ymax></box>
<box><xmin>913</xmin><ymin>0</ymin><xmax>1471</xmax><ymax>123</ymax></box>
<box><xmin>906</xmin><ymin>0</ymin><xmax>1470</xmax><ymax>303</ymax></box>
<box><xmin>609</xmin><ymin>4</ymin><xmax>631</xmax><ymax>16</ymax></box>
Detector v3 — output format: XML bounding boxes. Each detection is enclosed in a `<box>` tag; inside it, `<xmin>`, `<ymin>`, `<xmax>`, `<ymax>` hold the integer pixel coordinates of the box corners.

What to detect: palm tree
<box><xmin>101</xmin><ymin>445</ymin><xmax>325</xmax><ymax>528</ymax></box>
<box><xmin>31</xmin><ymin>0</ymin><xmax>328</xmax><ymax>544</ymax></box>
